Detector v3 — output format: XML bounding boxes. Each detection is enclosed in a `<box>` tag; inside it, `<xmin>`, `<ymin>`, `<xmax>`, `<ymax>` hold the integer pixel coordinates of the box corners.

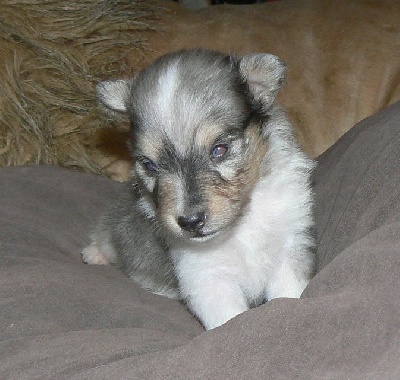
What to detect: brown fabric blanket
<box><xmin>1</xmin><ymin>102</ymin><xmax>400</xmax><ymax>379</ymax></box>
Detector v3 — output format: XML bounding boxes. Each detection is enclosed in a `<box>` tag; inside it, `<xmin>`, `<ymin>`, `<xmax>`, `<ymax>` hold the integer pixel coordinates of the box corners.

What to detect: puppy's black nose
<box><xmin>178</xmin><ymin>212</ymin><xmax>206</xmax><ymax>232</ymax></box>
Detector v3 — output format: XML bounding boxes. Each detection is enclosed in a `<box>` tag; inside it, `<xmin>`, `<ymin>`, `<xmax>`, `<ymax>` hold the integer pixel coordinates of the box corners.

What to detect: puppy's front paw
<box><xmin>186</xmin><ymin>288</ymin><xmax>249</xmax><ymax>330</ymax></box>
<box><xmin>81</xmin><ymin>243</ymin><xmax>111</xmax><ymax>265</ymax></box>
<box><xmin>202</xmin><ymin>305</ymin><xmax>248</xmax><ymax>330</ymax></box>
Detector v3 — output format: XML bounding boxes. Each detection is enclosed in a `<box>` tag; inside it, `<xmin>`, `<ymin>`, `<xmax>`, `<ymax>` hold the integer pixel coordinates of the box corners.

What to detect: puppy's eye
<box><xmin>140</xmin><ymin>158</ymin><xmax>159</xmax><ymax>173</ymax></box>
<box><xmin>211</xmin><ymin>144</ymin><xmax>229</xmax><ymax>160</ymax></box>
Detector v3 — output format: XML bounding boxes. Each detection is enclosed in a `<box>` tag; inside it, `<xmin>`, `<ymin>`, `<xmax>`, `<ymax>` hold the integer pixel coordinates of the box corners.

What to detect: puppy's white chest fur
<box><xmin>171</xmin><ymin>168</ymin><xmax>312</xmax><ymax>330</ymax></box>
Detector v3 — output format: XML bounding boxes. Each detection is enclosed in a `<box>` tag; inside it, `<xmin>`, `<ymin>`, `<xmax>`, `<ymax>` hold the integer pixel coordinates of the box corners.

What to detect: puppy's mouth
<box><xmin>188</xmin><ymin>230</ymin><xmax>219</xmax><ymax>242</ymax></box>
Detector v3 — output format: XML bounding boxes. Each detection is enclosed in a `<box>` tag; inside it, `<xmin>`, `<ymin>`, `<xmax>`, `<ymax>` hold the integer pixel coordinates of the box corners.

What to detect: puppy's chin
<box><xmin>187</xmin><ymin>230</ymin><xmax>220</xmax><ymax>243</ymax></box>
<box><xmin>166</xmin><ymin>227</ymin><xmax>220</xmax><ymax>245</ymax></box>
<box><xmin>161</xmin><ymin>219</ymin><xmax>225</xmax><ymax>245</ymax></box>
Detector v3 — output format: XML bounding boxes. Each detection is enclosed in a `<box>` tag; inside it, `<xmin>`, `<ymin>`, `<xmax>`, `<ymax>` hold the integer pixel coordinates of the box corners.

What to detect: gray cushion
<box><xmin>1</xmin><ymin>102</ymin><xmax>400</xmax><ymax>379</ymax></box>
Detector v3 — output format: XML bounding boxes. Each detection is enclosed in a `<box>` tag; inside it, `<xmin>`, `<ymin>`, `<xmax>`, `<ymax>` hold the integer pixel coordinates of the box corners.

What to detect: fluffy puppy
<box><xmin>82</xmin><ymin>49</ymin><xmax>315</xmax><ymax>330</ymax></box>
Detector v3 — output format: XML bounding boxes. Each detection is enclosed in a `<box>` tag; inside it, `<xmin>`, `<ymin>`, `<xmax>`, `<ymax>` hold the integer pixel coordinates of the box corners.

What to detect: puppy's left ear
<box><xmin>238</xmin><ymin>54</ymin><xmax>286</xmax><ymax>111</ymax></box>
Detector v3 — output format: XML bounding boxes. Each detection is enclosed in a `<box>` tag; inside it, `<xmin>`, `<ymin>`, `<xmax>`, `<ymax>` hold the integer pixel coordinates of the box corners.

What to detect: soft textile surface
<box><xmin>1</xmin><ymin>103</ymin><xmax>400</xmax><ymax>379</ymax></box>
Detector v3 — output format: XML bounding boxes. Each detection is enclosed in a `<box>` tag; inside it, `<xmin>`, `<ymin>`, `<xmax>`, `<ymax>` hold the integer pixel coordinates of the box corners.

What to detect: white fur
<box><xmin>156</xmin><ymin>63</ymin><xmax>179</xmax><ymax>122</ymax></box>
<box><xmin>154</xmin><ymin>61</ymin><xmax>192</xmax><ymax>157</ymax></box>
<box><xmin>81</xmin><ymin>242</ymin><xmax>112</xmax><ymax>265</ymax></box>
<box><xmin>96</xmin><ymin>80</ymin><xmax>130</xmax><ymax>112</ymax></box>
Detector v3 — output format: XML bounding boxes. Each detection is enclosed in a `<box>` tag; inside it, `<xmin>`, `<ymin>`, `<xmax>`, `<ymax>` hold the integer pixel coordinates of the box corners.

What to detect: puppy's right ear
<box><xmin>238</xmin><ymin>54</ymin><xmax>286</xmax><ymax>112</ymax></box>
<box><xmin>96</xmin><ymin>79</ymin><xmax>131</xmax><ymax>113</ymax></box>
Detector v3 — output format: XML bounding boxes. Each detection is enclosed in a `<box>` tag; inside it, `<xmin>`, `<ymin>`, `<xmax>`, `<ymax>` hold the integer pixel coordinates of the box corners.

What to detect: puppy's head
<box><xmin>97</xmin><ymin>50</ymin><xmax>286</xmax><ymax>243</ymax></box>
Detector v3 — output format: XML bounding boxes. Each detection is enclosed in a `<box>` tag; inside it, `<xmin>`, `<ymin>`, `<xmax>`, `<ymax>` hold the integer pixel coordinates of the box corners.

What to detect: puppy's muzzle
<box><xmin>177</xmin><ymin>212</ymin><xmax>206</xmax><ymax>233</ymax></box>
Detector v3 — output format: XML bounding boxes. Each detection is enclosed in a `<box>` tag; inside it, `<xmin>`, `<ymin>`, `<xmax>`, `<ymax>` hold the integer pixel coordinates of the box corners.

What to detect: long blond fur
<box><xmin>0</xmin><ymin>0</ymin><xmax>163</xmax><ymax>176</ymax></box>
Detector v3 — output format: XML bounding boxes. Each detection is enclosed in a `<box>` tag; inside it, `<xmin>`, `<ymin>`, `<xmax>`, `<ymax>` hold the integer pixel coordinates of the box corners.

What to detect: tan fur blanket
<box><xmin>0</xmin><ymin>0</ymin><xmax>160</xmax><ymax>179</ymax></box>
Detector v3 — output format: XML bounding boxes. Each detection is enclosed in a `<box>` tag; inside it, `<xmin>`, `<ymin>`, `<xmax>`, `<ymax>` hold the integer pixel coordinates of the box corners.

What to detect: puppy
<box><xmin>82</xmin><ymin>49</ymin><xmax>315</xmax><ymax>330</ymax></box>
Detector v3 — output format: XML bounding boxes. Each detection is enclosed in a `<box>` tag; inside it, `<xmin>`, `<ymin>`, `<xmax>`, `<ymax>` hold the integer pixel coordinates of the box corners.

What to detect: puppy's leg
<box><xmin>81</xmin><ymin>243</ymin><xmax>109</xmax><ymax>265</ymax></box>
<box><xmin>186</xmin><ymin>281</ymin><xmax>248</xmax><ymax>330</ymax></box>
<box><xmin>266</xmin><ymin>258</ymin><xmax>310</xmax><ymax>300</ymax></box>
<box><xmin>174</xmin><ymin>256</ymin><xmax>248</xmax><ymax>329</ymax></box>
<box><xmin>81</xmin><ymin>229</ymin><xmax>117</xmax><ymax>266</ymax></box>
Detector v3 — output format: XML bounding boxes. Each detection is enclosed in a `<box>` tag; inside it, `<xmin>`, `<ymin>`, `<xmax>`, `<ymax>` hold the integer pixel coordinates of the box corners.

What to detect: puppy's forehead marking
<box><xmin>154</xmin><ymin>60</ymin><xmax>201</xmax><ymax>155</ymax></box>
<box><xmin>155</xmin><ymin>60</ymin><xmax>180</xmax><ymax>127</ymax></box>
